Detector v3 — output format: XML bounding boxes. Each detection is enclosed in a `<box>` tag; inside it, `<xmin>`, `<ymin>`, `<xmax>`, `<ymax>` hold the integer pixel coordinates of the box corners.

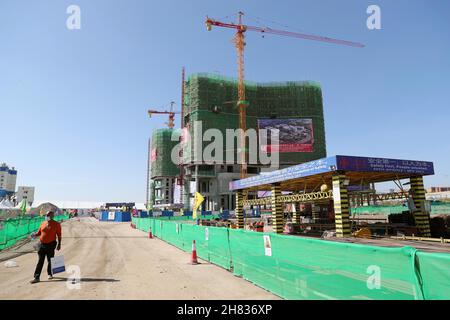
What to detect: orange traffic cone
<box><xmin>148</xmin><ymin>227</ymin><xmax>153</xmax><ymax>239</ymax></box>
<box><xmin>190</xmin><ymin>240</ymin><xmax>199</xmax><ymax>265</ymax></box>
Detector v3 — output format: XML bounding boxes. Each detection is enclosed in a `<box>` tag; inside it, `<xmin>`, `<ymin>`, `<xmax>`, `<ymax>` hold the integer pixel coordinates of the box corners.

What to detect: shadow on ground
<box><xmin>49</xmin><ymin>277</ymin><xmax>120</xmax><ymax>283</ymax></box>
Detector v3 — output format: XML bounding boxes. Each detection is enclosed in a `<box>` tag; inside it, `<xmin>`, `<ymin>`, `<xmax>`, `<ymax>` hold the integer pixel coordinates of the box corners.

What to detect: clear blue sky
<box><xmin>1</xmin><ymin>0</ymin><xmax>449</xmax><ymax>202</ymax></box>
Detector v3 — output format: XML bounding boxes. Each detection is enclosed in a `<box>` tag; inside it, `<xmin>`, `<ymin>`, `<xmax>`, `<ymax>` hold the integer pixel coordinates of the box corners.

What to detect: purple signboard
<box><xmin>335</xmin><ymin>155</ymin><xmax>434</xmax><ymax>175</ymax></box>
<box><xmin>229</xmin><ymin>155</ymin><xmax>435</xmax><ymax>191</ymax></box>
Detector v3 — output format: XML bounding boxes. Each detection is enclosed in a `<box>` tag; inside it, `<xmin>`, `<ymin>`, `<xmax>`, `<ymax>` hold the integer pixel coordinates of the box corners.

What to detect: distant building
<box><xmin>0</xmin><ymin>163</ymin><xmax>17</xmax><ymax>199</ymax></box>
<box><xmin>16</xmin><ymin>186</ymin><xmax>35</xmax><ymax>205</ymax></box>
<box><xmin>428</xmin><ymin>187</ymin><xmax>450</xmax><ymax>193</ymax></box>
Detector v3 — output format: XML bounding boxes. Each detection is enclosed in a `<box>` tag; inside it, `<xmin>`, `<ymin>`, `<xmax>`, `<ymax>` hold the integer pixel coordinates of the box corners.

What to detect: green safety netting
<box><xmin>131</xmin><ymin>217</ymin><xmax>450</xmax><ymax>300</ymax></box>
<box><xmin>183</xmin><ymin>73</ymin><xmax>327</xmax><ymax>165</ymax></box>
<box><xmin>151</xmin><ymin>129</ymin><xmax>179</xmax><ymax>178</ymax></box>
<box><xmin>0</xmin><ymin>215</ymin><xmax>69</xmax><ymax>250</ymax></box>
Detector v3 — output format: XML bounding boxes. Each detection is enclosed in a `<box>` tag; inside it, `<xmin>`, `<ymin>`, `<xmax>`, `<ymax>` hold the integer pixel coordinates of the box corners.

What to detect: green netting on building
<box><xmin>183</xmin><ymin>73</ymin><xmax>326</xmax><ymax>165</ymax></box>
<box><xmin>131</xmin><ymin>217</ymin><xmax>450</xmax><ymax>300</ymax></box>
<box><xmin>151</xmin><ymin>129</ymin><xmax>180</xmax><ymax>178</ymax></box>
<box><xmin>0</xmin><ymin>215</ymin><xmax>69</xmax><ymax>250</ymax></box>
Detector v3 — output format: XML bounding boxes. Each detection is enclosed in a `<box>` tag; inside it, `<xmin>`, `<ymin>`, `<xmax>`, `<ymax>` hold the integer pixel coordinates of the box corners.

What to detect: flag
<box><xmin>192</xmin><ymin>192</ymin><xmax>205</xmax><ymax>219</ymax></box>
<box><xmin>19</xmin><ymin>200</ymin><xmax>28</xmax><ymax>215</ymax></box>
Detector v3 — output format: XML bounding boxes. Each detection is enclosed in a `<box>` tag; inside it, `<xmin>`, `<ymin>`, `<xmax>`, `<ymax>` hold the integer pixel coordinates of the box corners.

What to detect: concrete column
<box><xmin>410</xmin><ymin>176</ymin><xmax>431</xmax><ymax>237</ymax></box>
<box><xmin>271</xmin><ymin>183</ymin><xmax>283</xmax><ymax>234</ymax></box>
<box><xmin>235</xmin><ymin>190</ymin><xmax>244</xmax><ymax>229</ymax></box>
<box><xmin>332</xmin><ymin>173</ymin><xmax>351</xmax><ymax>237</ymax></box>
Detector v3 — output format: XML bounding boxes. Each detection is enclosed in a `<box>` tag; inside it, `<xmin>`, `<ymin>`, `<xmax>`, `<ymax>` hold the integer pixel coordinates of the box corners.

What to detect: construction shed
<box><xmin>230</xmin><ymin>155</ymin><xmax>434</xmax><ymax>238</ymax></box>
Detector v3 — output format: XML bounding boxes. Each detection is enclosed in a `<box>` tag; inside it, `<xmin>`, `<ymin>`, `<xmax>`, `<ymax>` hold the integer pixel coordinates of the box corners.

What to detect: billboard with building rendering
<box><xmin>258</xmin><ymin>118</ymin><xmax>314</xmax><ymax>153</ymax></box>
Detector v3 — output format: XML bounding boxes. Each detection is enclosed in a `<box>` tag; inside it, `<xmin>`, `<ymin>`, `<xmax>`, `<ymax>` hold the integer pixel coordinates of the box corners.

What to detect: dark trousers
<box><xmin>33</xmin><ymin>241</ymin><xmax>57</xmax><ymax>279</ymax></box>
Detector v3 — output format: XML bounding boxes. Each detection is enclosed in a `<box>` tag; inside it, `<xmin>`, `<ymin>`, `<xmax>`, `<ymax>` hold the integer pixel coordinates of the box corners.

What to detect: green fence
<box><xmin>132</xmin><ymin>217</ymin><xmax>450</xmax><ymax>300</ymax></box>
<box><xmin>0</xmin><ymin>215</ymin><xmax>69</xmax><ymax>250</ymax></box>
<box><xmin>351</xmin><ymin>203</ymin><xmax>450</xmax><ymax>216</ymax></box>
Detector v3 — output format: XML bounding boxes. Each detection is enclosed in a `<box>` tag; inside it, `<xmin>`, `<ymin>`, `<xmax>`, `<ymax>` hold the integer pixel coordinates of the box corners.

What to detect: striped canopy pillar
<box><xmin>271</xmin><ymin>183</ymin><xmax>284</xmax><ymax>234</ymax></box>
<box><xmin>292</xmin><ymin>203</ymin><xmax>301</xmax><ymax>224</ymax></box>
<box><xmin>235</xmin><ymin>190</ymin><xmax>244</xmax><ymax>229</ymax></box>
<box><xmin>332</xmin><ymin>173</ymin><xmax>351</xmax><ymax>237</ymax></box>
<box><xmin>409</xmin><ymin>176</ymin><xmax>431</xmax><ymax>237</ymax></box>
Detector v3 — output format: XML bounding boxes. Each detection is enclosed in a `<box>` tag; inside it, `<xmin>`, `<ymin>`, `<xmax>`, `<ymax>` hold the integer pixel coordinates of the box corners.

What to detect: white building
<box><xmin>0</xmin><ymin>163</ymin><xmax>17</xmax><ymax>198</ymax></box>
<box><xmin>16</xmin><ymin>186</ymin><xmax>35</xmax><ymax>205</ymax></box>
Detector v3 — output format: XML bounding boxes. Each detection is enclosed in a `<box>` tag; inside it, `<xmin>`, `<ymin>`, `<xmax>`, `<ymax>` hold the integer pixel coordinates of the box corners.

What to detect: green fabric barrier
<box><xmin>0</xmin><ymin>215</ymin><xmax>69</xmax><ymax>251</ymax></box>
<box><xmin>269</xmin><ymin>235</ymin><xmax>420</xmax><ymax>300</ymax></box>
<box><xmin>178</xmin><ymin>223</ymin><xmax>209</xmax><ymax>260</ymax></box>
<box><xmin>416</xmin><ymin>251</ymin><xmax>450</xmax><ymax>300</ymax></box>
<box><xmin>228</xmin><ymin>229</ymin><xmax>281</xmax><ymax>293</ymax></box>
<box><xmin>130</xmin><ymin>217</ymin><xmax>450</xmax><ymax>300</ymax></box>
<box><xmin>154</xmin><ymin>219</ymin><xmax>163</xmax><ymax>238</ymax></box>
<box><xmin>160</xmin><ymin>221</ymin><xmax>184</xmax><ymax>249</ymax></box>
<box><xmin>206</xmin><ymin>226</ymin><xmax>231</xmax><ymax>270</ymax></box>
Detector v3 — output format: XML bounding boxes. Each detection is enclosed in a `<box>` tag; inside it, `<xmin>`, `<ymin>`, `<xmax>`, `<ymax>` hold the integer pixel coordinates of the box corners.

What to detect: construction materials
<box><xmin>353</xmin><ymin>227</ymin><xmax>372</xmax><ymax>239</ymax></box>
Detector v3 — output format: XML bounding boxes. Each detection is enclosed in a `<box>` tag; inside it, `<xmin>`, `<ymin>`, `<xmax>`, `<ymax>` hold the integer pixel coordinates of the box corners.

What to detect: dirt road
<box><xmin>0</xmin><ymin>218</ymin><xmax>279</xmax><ymax>300</ymax></box>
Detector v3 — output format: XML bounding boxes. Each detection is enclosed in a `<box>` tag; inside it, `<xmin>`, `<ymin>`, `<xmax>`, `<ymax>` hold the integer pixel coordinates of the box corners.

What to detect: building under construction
<box><xmin>148</xmin><ymin>73</ymin><xmax>327</xmax><ymax>211</ymax></box>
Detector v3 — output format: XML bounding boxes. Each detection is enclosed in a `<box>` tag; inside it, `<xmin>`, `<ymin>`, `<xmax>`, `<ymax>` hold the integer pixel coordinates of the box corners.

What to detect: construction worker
<box><xmin>30</xmin><ymin>210</ymin><xmax>62</xmax><ymax>284</ymax></box>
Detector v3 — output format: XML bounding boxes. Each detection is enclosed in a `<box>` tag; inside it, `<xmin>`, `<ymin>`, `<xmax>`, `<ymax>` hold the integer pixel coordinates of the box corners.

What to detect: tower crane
<box><xmin>147</xmin><ymin>101</ymin><xmax>180</xmax><ymax>129</ymax></box>
<box><xmin>206</xmin><ymin>12</ymin><xmax>364</xmax><ymax>179</ymax></box>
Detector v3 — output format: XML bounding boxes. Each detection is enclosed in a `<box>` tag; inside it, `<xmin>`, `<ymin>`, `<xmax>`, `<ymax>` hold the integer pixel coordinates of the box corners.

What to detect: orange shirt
<box><xmin>36</xmin><ymin>220</ymin><xmax>62</xmax><ymax>244</ymax></box>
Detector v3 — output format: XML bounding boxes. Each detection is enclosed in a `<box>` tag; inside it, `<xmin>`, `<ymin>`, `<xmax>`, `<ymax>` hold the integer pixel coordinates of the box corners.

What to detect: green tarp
<box><xmin>131</xmin><ymin>217</ymin><xmax>450</xmax><ymax>300</ymax></box>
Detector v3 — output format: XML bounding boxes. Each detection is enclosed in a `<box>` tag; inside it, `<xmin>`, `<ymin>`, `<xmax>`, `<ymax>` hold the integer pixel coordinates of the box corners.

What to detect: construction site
<box><xmin>1</xmin><ymin>6</ymin><xmax>449</xmax><ymax>302</ymax></box>
<box><xmin>137</xmin><ymin>12</ymin><xmax>450</xmax><ymax>300</ymax></box>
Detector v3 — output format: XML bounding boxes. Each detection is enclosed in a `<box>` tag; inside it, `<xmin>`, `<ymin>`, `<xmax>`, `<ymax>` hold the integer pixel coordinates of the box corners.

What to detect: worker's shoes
<box><xmin>48</xmin><ymin>275</ymin><xmax>54</xmax><ymax>280</ymax></box>
<box><xmin>30</xmin><ymin>278</ymin><xmax>40</xmax><ymax>284</ymax></box>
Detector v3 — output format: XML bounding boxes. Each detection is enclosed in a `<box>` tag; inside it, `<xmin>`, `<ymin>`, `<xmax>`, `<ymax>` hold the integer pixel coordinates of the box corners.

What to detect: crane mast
<box><xmin>235</xmin><ymin>12</ymin><xmax>248</xmax><ymax>179</ymax></box>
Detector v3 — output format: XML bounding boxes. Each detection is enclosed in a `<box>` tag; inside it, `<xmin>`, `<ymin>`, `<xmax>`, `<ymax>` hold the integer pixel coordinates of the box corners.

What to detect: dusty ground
<box><xmin>0</xmin><ymin>217</ymin><xmax>279</xmax><ymax>300</ymax></box>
